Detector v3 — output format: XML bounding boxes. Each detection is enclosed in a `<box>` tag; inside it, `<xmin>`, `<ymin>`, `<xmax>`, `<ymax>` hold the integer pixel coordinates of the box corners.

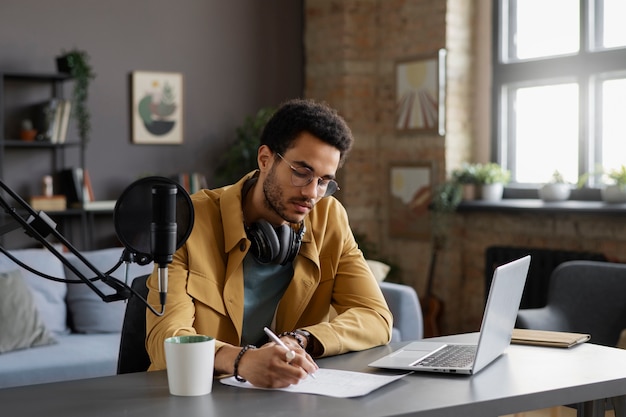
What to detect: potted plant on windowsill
<box><xmin>475</xmin><ymin>163</ymin><xmax>511</xmax><ymax>201</ymax></box>
<box><xmin>56</xmin><ymin>49</ymin><xmax>95</xmax><ymax>144</ymax></box>
<box><xmin>538</xmin><ymin>170</ymin><xmax>571</xmax><ymax>202</ymax></box>
<box><xmin>602</xmin><ymin>165</ymin><xmax>626</xmax><ymax>203</ymax></box>
<box><xmin>451</xmin><ymin>163</ymin><xmax>479</xmax><ymax>201</ymax></box>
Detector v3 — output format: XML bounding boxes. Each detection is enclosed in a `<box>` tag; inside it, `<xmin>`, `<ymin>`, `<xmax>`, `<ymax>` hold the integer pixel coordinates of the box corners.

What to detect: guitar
<box><xmin>421</xmin><ymin>240</ymin><xmax>443</xmax><ymax>338</ymax></box>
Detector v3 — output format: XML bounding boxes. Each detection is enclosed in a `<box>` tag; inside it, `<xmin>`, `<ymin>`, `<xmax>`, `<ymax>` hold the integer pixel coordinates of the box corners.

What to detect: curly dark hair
<box><xmin>259</xmin><ymin>98</ymin><xmax>354</xmax><ymax>167</ymax></box>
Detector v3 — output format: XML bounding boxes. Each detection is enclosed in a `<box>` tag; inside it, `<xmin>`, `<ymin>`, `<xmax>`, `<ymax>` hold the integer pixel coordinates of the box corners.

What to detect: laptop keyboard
<box><xmin>415</xmin><ymin>345</ymin><xmax>476</xmax><ymax>368</ymax></box>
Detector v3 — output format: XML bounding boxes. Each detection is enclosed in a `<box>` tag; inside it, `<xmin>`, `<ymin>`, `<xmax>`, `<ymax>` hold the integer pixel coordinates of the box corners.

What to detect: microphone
<box><xmin>150</xmin><ymin>184</ymin><xmax>178</xmax><ymax>306</ymax></box>
<box><xmin>115</xmin><ymin>175</ymin><xmax>195</xmax><ymax>314</ymax></box>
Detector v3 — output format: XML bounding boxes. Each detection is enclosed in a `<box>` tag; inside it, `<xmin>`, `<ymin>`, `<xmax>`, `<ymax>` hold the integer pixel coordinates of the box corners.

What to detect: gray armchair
<box><xmin>379</xmin><ymin>281</ymin><xmax>423</xmax><ymax>342</ymax></box>
<box><xmin>516</xmin><ymin>261</ymin><xmax>626</xmax><ymax>417</ymax></box>
<box><xmin>516</xmin><ymin>260</ymin><xmax>626</xmax><ymax>347</ymax></box>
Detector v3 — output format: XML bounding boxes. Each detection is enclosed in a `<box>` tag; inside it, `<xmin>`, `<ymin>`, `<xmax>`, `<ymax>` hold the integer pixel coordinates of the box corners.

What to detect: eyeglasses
<box><xmin>276</xmin><ymin>153</ymin><xmax>340</xmax><ymax>198</ymax></box>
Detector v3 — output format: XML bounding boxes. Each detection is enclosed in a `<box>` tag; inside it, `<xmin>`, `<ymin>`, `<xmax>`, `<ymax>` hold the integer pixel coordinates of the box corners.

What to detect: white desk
<box><xmin>1</xmin><ymin>334</ymin><xmax>625</xmax><ymax>417</ymax></box>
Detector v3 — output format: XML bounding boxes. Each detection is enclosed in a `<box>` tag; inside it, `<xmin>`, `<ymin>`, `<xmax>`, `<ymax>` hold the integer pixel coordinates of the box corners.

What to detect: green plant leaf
<box><xmin>214</xmin><ymin>107</ymin><xmax>275</xmax><ymax>186</ymax></box>
<box><xmin>58</xmin><ymin>48</ymin><xmax>95</xmax><ymax>143</ymax></box>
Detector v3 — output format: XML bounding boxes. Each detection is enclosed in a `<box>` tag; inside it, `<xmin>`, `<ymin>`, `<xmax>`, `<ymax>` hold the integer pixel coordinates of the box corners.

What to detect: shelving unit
<box><xmin>0</xmin><ymin>71</ymin><xmax>92</xmax><ymax>249</ymax></box>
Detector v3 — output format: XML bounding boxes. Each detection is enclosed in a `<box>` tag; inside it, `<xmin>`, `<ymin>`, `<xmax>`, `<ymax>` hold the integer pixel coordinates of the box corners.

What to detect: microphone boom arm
<box><xmin>0</xmin><ymin>179</ymin><xmax>130</xmax><ymax>303</ymax></box>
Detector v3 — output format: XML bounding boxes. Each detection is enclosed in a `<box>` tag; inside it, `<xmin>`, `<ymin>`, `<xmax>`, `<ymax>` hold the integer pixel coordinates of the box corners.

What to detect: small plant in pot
<box><xmin>475</xmin><ymin>163</ymin><xmax>511</xmax><ymax>201</ymax></box>
<box><xmin>56</xmin><ymin>49</ymin><xmax>95</xmax><ymax>143</ymax></box>
<box><xmin>19</xmin><ymin>119</ymin><xmax>37</xmax><ymax>142</ymax></box>
<box><xmin>602</xmin><ymin>165</ymin><xmax>626</xmax><ymax>203</ymax></box>
<box><xmin>538</xmin><ymin>170</ymin><xmax>571</xmax><ymax>202</ymax></box>
<box><xmin>451</xmin><ymin>163</ymin><xmax>479</xmax><ymax>200</ymax></box>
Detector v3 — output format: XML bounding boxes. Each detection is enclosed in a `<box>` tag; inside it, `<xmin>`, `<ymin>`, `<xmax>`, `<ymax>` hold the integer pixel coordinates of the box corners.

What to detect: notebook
<box><xmin>369</xmin><ymin>255</ymin><xmax>531</xmax><ymax>375</ymax></box>
<box><xmin>511</xmin><ymin>328</ymin><xmax>590</xmax><ymax>348</ymax></box>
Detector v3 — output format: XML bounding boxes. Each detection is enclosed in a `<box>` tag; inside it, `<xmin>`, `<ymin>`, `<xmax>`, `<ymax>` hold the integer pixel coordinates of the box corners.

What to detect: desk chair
<box><xmin>485</xmin><ymin>246</ymin><xmax>607</xmax><ymax>309</ymax></box>
<box><xmin>516</xmin><ymin>260</ymin><xmax>626</xmax><ymax>347</ymax></box>
<box><xmin>117</xmin><ymin>274</ymin><xmax>151</xmax><ymax>374</ymax></box>
<box><xmin>516</xmin><ymin>261</ymin><xmax>626</xmax><ymax>416</ymax></box>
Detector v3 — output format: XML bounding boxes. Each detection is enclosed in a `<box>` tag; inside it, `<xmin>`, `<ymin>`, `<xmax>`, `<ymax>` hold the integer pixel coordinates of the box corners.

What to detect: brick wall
<box><xmin>305</xmin><ymin>0</ymin><xmax>464</xmax><ymax>333</ymax></box>
<box><xmin>304</xmin><ymin>0</ymin><xmax>626</xmax><ymax>335</ymax></box>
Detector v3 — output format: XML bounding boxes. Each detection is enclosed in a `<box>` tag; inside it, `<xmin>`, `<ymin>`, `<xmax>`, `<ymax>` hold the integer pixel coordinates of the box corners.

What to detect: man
<box><xmin>146</xmin><ymin>98</ymin><xmax>392</xmax><ymax>388</ymax></box>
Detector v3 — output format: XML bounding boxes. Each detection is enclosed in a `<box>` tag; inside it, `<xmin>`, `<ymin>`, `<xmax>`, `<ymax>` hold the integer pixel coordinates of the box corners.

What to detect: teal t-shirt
<box><xmin>241</xmin><ymin>253</ymin><xmax>293</xmax><ymax>346</ymax></box>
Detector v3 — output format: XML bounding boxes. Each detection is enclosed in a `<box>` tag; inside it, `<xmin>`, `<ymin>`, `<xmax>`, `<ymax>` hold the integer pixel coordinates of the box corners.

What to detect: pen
<box><xmin>263</xmin><ymin>327</ymin><xmax>316</xmax><ymax>379</ymax></box>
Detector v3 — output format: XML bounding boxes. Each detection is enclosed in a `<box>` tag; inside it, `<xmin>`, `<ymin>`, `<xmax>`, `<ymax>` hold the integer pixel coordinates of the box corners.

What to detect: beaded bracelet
<box><xmin>234</xmin><ymin>344</ymin><xmax>256</xmax><ymax>382</ymax></box>
<box><xmin>278</xmin><ymin>331</ymin><xmax>305</xmax><ymax>349</ymax></box>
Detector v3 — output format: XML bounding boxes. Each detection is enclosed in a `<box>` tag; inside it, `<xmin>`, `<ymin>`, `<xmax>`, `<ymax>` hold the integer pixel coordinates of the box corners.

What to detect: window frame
<box><xmin>492</xmin><ymin>0</ymin><xmax>626</xmax><ymax>189</ymax></box>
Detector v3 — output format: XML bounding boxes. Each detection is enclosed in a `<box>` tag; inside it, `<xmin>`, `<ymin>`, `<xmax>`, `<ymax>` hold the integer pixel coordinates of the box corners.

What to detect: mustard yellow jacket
<box><xmin>146</xmin><ymin>172</ymin><xmax>393</xmax><ymax>370</ymax></box>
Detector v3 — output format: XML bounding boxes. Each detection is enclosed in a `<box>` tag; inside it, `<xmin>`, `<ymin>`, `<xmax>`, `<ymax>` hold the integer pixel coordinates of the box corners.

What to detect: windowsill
<box><xmin>458</xmin><ymin>199</ymin><xmax>626</xmax><ymax>215</ymax></box>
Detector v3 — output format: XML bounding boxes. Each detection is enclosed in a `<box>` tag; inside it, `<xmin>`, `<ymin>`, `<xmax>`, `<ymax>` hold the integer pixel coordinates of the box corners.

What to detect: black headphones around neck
<box><xmin>242</xmin><ymin>177</ymin><xmax>305</xmax><ymax>265</ymax></box>
<box><xmin>246</xmin><ymin>220</ymin><xmax>305</xmax><ymax>265</ymax></box>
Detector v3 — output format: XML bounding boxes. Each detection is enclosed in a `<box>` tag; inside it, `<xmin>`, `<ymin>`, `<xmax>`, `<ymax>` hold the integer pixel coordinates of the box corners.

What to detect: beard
<box><xmin>263</xmin><ymin>164</ymin><xmax>310</xmax><ymax>224</ymax></box>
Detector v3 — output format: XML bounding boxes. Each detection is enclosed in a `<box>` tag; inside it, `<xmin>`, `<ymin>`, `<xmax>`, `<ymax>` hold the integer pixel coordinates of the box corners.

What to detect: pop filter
<box><xmin>114</xmin><ymin>176</ymin><xmax>194</xmax><ymax>264</ymax></box>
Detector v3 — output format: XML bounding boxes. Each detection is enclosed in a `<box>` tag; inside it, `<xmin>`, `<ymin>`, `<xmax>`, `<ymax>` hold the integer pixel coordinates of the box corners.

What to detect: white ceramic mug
<box><xmin>164</xmin><ymin>335</ymin><xmax>215</xmax><ymax>396</ymax></box>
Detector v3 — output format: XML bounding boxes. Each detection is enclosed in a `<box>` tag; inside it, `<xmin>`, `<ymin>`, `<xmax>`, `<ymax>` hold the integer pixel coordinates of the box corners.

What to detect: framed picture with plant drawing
<box><xmin>131</xmin><ymin>71</ymin><xmax>183</xmax><ymax>144</ymax></box>
<box><xmin>388</xmin><ymin>163</ymin><xmax>434</xmax><ymax>240</ymax></box>
<box><xmin>395</xmin><ymin>49</ymin><xmax>446</xmax><ymax>135</ymax></box>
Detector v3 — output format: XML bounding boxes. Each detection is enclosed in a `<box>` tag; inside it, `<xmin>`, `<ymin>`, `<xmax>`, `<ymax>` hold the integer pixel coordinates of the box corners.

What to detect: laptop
<box><xmin>369</xmin><ymin>255</ymin><xmax>531</xmax><ymax>375</ymax></box>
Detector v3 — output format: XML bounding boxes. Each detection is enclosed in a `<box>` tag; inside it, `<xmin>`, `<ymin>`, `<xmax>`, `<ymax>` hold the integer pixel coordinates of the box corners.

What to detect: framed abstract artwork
<box><xmin>131</xmin><ymin>71</ymin><xmax>183</xmax><ymax>144</ymax></box>
<box><xmin>388</xmin><ymin>163</ymin><xmax>434</xmax><ymax>240</ymax></box>
<box><xmin>395</xmin><ymin>49</ymin><xmax>446</xmax><ymax>135</ymax></box>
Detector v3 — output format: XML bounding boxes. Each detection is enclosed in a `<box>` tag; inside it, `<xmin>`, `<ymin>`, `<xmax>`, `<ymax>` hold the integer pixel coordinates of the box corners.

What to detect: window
<box><xmin>493</xmin><ymin>0</ymin><xmax>626</xmax><ymax>186</ymax></box>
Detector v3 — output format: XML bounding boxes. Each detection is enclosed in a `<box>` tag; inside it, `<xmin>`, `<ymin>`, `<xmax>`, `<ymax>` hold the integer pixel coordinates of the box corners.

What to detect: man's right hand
<box><xmin>216</xmin><ymin>343</ymin><xmax>318</xmax><ymax>388</ymax></box>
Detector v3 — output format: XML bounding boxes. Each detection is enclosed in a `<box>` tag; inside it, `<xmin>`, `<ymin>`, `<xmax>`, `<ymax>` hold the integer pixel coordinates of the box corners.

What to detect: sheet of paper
<box><xmin>220</xmin><ymin>368</ymin><xmax>408</xmax><ymax>398</ymax></box>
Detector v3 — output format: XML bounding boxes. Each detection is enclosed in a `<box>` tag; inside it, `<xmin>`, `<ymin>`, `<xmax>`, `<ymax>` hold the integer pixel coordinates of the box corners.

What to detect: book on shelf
<box><xmin>58</xmin><ymin>167</ymin><xmax>93</xmax><ymax>206</ymax></box>
<box><xmin>55</xmin><ymin>99</ymin><xmax>72</xmax><ymax>144</ymax></box>
<box><xmin>58</xmin><ymin>168</ymin><xmax>114</xmax><ymax>210</ymax></box>
<box><xmin>171</xmin><ymin>172</ymin><xmax>208</xmax><ymax>194</ymax></box>
<box><xmin>29</xmin><ymin>195</ymin><xmax>67</xmax><ymax>211</ymax></box>
<box><xmin>34</xmin><ymin>99</ymin><xmax>62</xmax><ymax>143</ymax></box>
<box><xmin>58</xmin><ymin>168</ymin><xmax>83</xmax><ymax>204</ymax></box>
<box><xmin>81</xmin><ymin>200</ymin><xmax>117</xmax><ymax>211</ymax></box>
<box><xmin>82</xmin><ymin>168</ymin><xmax>95</xmax><ymax>202</ymax></box>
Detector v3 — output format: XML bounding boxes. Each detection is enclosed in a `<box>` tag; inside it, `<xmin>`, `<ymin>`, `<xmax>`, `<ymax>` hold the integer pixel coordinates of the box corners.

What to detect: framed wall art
<box><xmin>389</xmin><ymin>163</ymin><xmax>434</xmax><ymax>240</ymax></box>
<box><xmin>395</xmin><ymin>48</ymin><xmax>446</xmax><ymax>135</ymax></box>
<box><xmin>131</xmin><ymin>71</ymin><xmax>183</xmax><ymax>144</ymax></box>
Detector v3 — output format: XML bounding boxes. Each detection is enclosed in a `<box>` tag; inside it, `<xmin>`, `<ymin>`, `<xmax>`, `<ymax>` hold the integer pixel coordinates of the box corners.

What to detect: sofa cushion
<box><xmin>0</xmin><ymin>333</ymin><xmax>121</xmax><ymax>389</ymax></box>
<box><xmin>0</xmin><ymin>249</ymin><xmax>69</xmax><ymax>334</ymax></box>
<box><xmin>0</xmin><ymin>270</ymin><xmax>57</xmax><ymax>353</ymax></box>
<box><xmin>366</xmin><ymin>259</ymin><xmax>391</xmax><ymax>283</ymax></box>
<box><xmin>64</xmin><ymin>248</ymin><xmax>154</xmax><ymax>334</ymax></box>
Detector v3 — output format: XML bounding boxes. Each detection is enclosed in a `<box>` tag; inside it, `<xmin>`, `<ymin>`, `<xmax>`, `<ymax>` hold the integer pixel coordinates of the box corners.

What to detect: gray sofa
<box><xmin>0</xmin><ymin>247</ymin><xmax>153</xmax><ymax>389</ymax></box>
<box><xmin>0</xmin><ymin>248</ymin><xmax>421</xmax><ymax>389</ymax></box>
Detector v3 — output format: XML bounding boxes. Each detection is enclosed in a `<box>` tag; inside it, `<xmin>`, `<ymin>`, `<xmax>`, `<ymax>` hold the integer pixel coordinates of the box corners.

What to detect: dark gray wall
<box><xmin>1</xmin><ymin>0</ymin><xmax>303</xmax><ymax>199</ymax></box>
